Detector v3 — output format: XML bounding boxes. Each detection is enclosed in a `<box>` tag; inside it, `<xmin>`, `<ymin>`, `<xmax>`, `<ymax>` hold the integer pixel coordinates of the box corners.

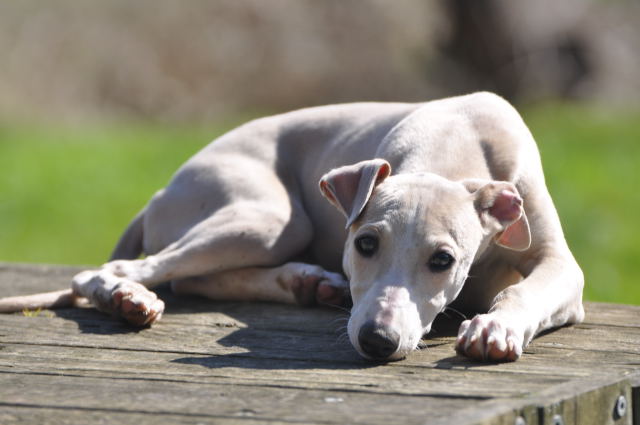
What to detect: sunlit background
<box><xmin>1</xmin><ymin>0</ymin><xmax>638</xmax><ymax>304</ymax></box>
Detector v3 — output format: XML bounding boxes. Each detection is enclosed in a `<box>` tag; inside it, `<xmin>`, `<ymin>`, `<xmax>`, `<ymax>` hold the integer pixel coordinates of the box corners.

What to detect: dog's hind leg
<box><xmin>172</xmin><ymin>262</ymin><xmax>349</xmax><ymax>307</ymax></box>
<box><xmin>73</xmin><ymin>188</ymin><xmax>315</xmax><ymax>326</ymax></box>
<box><xmin>109</xmin><ymin>207</ymin><xmax>146</xmax><ymax>261</ymax></box>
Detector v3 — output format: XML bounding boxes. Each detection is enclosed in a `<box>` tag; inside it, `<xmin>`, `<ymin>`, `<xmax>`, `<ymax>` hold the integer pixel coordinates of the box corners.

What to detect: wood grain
<box><xmin>1</xmin><ymin>263</ymin><xmax>638</xmax><ymax>424</ymax></box>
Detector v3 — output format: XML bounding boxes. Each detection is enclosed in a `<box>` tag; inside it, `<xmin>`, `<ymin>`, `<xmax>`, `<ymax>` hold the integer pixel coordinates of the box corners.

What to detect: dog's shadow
<box><xmin>53</xmin><ymin>282</ymin><xmax>499</xmax><ymax>371</ymax></box>
<box><xmin>54</xmin><ymin>306</ymin><xmax>151</xmax><ymax>335</ymax></box>
<box><xmin>171</xmin><ymin>334</ymin><xmax>369</xmax><ymax>371</ymax></box>
<box><xmin>165</xmin><ymin>289</ymin><xmax>371</xmax><ymax>371</ymax></box>
<box><xmin>52</xmin><ymin>283</ymin><xmax>369</xmax><ymax>370</ymax></box>
<box><xmin>167</xmin><ymin>289</ymin><xmax>476</xmax><ymax>371</ymax></box>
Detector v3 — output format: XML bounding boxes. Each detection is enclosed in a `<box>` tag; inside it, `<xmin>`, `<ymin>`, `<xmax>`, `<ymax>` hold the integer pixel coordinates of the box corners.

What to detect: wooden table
<box><xmin>0</xmin><ymin>263</ymin><xmax>638</xmax><ymax>424</ymax></box>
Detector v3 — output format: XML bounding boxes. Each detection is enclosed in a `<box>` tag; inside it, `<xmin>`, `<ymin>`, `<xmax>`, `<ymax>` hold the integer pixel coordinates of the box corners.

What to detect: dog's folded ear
<box><xmin>465</xmin><ymin>180</ymin><xmax>532</xmax><ymax>251</ymax></box>
<box><xmin>319</xmin><ymin>159</ymin><xmax>391</xmax><ymax>229</ymax></box>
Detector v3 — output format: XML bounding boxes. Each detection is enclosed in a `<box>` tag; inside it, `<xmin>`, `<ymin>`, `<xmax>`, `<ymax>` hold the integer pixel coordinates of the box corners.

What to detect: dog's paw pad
<box><xmin>284</xmin><ymin>264</ymin><xmax>349</xmax><ymax>307</ymax></box>
<box><xmin>316</xmin><ymin>281</ymin><xmax>349</xmax><ymax>307</ymax></box>
<box><xmin>455</xmin><ymin>314</ymin><xmax>522</xmax><ymax>362</ymax></box>
<box><xmin>111</xmin><ymin>281</ymin><xmax>165</xmax><ymax>326</ymax></box>
<box><xmin>290</xmin><ymin>274</ymin><xmax>323</xmax><ymax>306</ymax></box>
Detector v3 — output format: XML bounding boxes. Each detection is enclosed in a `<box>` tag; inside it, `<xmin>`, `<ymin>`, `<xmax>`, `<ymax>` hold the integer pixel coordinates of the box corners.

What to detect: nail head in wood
<box><xmin>551</xmin><ymin>414</ymin><xmax>563</xmax><ymax>425</ymax></box>
<box><xmin>614</xmin><ymin>394</ymin><xmax>627</xmax><ymax>418</ymax></box>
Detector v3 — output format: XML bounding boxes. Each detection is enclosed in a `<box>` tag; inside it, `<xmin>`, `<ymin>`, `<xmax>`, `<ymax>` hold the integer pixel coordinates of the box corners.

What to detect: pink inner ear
<box><xmin>329</xmin><ymin>172</ymin><xmax>360</xmax><ymax>215</ymax></box>
<box><xmin>489</xmin><ymin>190</ymin><xmax>523</xmax><ymax>223</ymax></box>
<box><xmin>319</xmin><ymin>181</ymin><xmax>337</xmax><ymax>205</ymax></box>
<box><xmin>375</xmin><ymin>163</ymin><xmax>391</xmax><ymax>185</ymax></box>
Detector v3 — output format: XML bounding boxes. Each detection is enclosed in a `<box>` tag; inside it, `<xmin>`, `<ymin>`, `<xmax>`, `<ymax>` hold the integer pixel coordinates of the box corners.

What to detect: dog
<box><xmin>0</xmin><ymin>92</ymin><xmax>584</xmax><ymax>362</ymax></box>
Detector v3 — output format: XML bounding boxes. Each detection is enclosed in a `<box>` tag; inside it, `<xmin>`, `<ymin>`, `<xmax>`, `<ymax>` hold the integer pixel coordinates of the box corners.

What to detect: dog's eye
<box><xmin>429</xmin><ymin>251</ymin><xmax>454</xmax><ymax>272</ymax></box>
<box><xmin>355</xmin><ymin>235</ymin><xmax>378</xmax><ymax>257</ymax></box>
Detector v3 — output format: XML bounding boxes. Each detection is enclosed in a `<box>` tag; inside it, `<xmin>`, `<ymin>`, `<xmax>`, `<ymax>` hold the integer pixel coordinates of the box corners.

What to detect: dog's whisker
<box><xmin>330</xmin><ymin>316</ymin><xmax>350</xmax><ymax>325</ymax></box>
<box><xmin>321</xmin><ymin>302</ymin><xmax>352</xmax><ymax>313</ymax></box>
<box><xmin>335</xmin><ymin>332</ymin><xmax>350</xmax><ymax>345</ymax></box>
<box><xmin>330</xmin><ymin>320</ymin><xmax>347</xmax><ymax>328</ymax></box>
<box><xmin>417</xmin><ymin>340</ymin><xmax>430</xmax><ymax>351</ymax></box>
<box><xmin>334</xmin><ymin>325</ymin><xmax>348</xmax><ymax>335</ymax></box>
<box><xmin>444</xmin><ymin>306</ymin><xmax>467</xmax><ymax>320</ymax></box>
<box><xmin>336</xmin><ymin>334</ymin><xmax>349</xmax><ymax>343</ymax></box>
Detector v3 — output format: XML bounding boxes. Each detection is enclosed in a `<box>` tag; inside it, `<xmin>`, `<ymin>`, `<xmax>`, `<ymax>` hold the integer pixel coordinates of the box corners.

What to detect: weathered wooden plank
<box><xmin>581</xmin><ymin>302</ymin><xmax>640</xmax><ymax>328</ymax></box>
<box><xmin>0</xmin><ymin>405</ymin><xmax>290</xmax><ymax>425</ymax></box>
<box><xmin>1</xmin><ymin>263</ymin><xmax>640</xmax><ymax>425</ymax></box>
<box><xmin>1</xmin><ymin>316</ymin><xmax>637</xmax><ymax>425</ymax></box>
<box><xmin>5</xmin><ymin>309</ymin><xmax>638</xmax><ymax>384</ymax></box>
<box><xmin>633</xmin><ymin>384</ymin><xmax>640</xmax><ymax>425</ymax></box>
<box><xmin>2</xmin><ymin>262</ymin><xmax>636</xmax><ymax>324</ymax></box>
<box><xmin>527</xmin><ymin>374</ymin><xmax>635</xmax><ymax>425</ymax></box>
<box><xmin>20</xmin><ymin>301</ymin><xmax>639</xmax><ymax>360</ymax></box>
<box><xmin>431</xmin><ymin>376</ymin><xmax>637</xmax><ymax>425</ymax></box>
<box><xmin>2</xmin><ymin>262</ymin><xmax>636</xmax><ymax>336</ymax></box>
<box><xmin>0</xmin><ymin>342</ymin><xmax>568</xmax><ymax>399</ymax></box>
<box><xmin>0</xmin><ymin>370</ymin><xmax>474</xmax><ymax>425</ymax></box>
<box><xmin>0</xmin><ymin>263</ymin><xmax>84</xmax><ymax>295</ymax></box>
<box><xmin>3</xmin><ymin>309</ymin><xmax>638</xmax><ymax>383</ymax></box>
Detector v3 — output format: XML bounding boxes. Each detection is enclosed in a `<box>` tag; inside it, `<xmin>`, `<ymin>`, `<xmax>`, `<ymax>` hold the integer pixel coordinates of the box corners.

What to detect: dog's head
<box><xmin>319</xmin><ymin>159</ymin><xmax>530</xmax><ymax>361</ymax></box>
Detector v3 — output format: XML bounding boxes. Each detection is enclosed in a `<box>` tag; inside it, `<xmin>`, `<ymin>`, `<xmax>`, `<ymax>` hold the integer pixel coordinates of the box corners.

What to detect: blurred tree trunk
<box><xmin>440</xmin><ymin>0</ymin><xmax>592</xmax><ymax>102</ymax></box>
<box><xmin>441</xmin><ymin>0</ymin><xmax>520</xmax><ymax>100</ymax></box>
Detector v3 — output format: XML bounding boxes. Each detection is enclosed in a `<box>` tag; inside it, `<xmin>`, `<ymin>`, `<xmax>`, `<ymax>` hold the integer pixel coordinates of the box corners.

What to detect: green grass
<box><xmin>0</xmin><ymin>103</ymin><xmax>638</xmax><ymax>304</ymax></box>
<box><xmin>523</xmin><ymin>104</ymin><xmax>640</xmax><ymax>305</ymax></box>
<box><xmin>0</xmin><ymin>121</ymin><xmax>232</xmax><ymax>265</ymax></box>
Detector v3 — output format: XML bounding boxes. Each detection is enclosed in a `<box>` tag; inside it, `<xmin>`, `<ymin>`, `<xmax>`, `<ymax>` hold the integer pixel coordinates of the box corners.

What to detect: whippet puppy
<box><xmin>0</xmin><ymin>92</ymin><xmax>584</xmax><ymax>362</ymax></box>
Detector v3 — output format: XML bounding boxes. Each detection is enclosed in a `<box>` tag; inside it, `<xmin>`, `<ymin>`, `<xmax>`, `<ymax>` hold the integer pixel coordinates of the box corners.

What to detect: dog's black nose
<box><xmin>357</xmin><ymin>321</ymin><xmax>400</xmax><ymax>360</ymax></box>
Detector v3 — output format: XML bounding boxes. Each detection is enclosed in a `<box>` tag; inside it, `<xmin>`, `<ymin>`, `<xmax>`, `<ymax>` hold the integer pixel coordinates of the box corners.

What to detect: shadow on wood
<box><xmin>1</xmin><ymin>263</ymin><xmax>638</xmax><ymax>425</ymax></box>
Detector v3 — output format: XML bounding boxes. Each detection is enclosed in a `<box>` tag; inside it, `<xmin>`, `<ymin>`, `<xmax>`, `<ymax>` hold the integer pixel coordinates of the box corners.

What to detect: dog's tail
<box><xmin>110</xmin><ymin>207</ymin><xmax>146</xmax><ymax>261</ymax></box>
<box><xmin>0</xmin><ymin>289</ymin><xmax>82</xmax><ymax>313</ymax></box>
<box><xmin>1</xmin><ymin>210</ymin><xmax>146</xmax><ymax>314</ymax></box>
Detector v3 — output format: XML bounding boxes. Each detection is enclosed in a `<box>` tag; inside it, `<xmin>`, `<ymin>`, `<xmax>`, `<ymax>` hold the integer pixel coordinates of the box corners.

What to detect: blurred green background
<box><xmin>0</xmin><ymin>1</ymin><xmax>638</xmax><ymax>305</ymax></box>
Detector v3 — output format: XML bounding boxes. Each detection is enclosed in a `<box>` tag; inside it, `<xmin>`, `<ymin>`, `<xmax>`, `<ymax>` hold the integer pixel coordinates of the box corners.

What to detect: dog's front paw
<box><xmin>455</xmin><ymin>314</ymin><xmax>523</xmax><ymax>362</ymax></box>
<box><xmin>111</xmin><ymin>280</ymin><xmax>165</xmax><ymax>326</ymax></box>
<box><xmin>281</xmin><ymin>263</ymin><xmax>349</xmax><ymax>307</ymax></box>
